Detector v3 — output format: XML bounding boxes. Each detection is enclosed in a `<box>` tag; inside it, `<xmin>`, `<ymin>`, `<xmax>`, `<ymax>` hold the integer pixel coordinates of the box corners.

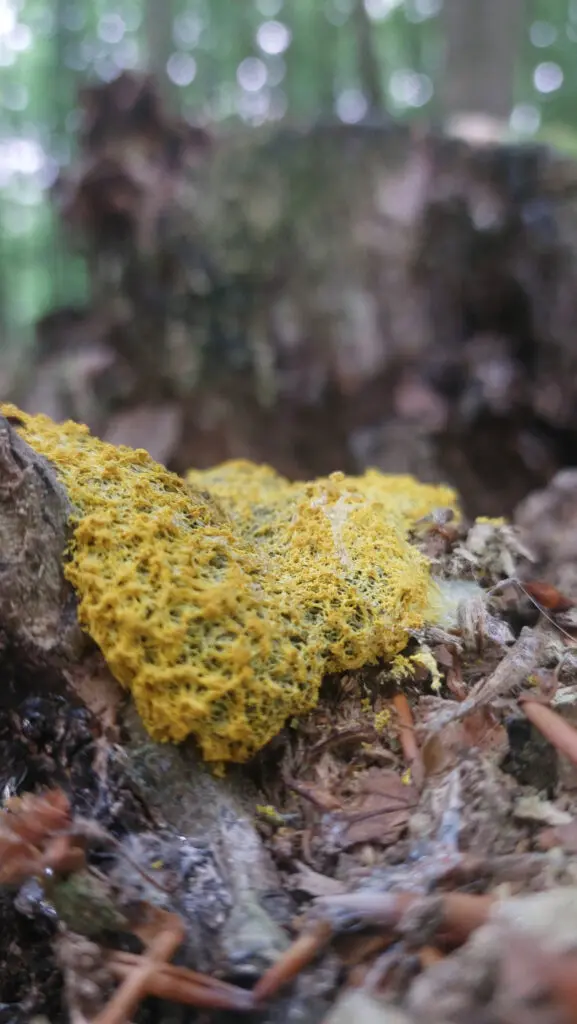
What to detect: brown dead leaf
<box><xmin>523</xmin><ymin>580</ymin><xmax>575</xmax><ymax>612</ymax></box>
<box><xmin>333</xmin><ymin>769</ymin><xmax>417</xmax><ymax>848</ymax></box>
<box><xmin>538</xmin><ymin>820</ymin><xmax>577</xmax><ymax>853</ymax></box>
<box><xmin>4</xmin><ymin>788</ymin><xmax>72</xmax><ymax>845</ymax></box>
<box><xmin>64</xmin><ymin>653</ymin><xmax>123</xmax><ymax>737</ymax></box>
<box><xmin>284</xmin><ymin>775</ymin><xmax>343</xmax><ymax>812</ymax></box>
<box><xmin>433</xmin><ymin>644</ymin><xmax>455</xmax><ymax>671</ymax></box>
<box><xmin>0</xmin><ymin>789</ymin><xmax>75</xmax><ymax>885</ymax></box>
<box><xmin>499</xmin><ymin>930</ymin><xmax>577</xmax><ymax>1024</ymax></box>
<box><xmin>335</xmin><ymin>932</ymin><xmax>392</xmax><ymax>968</ymax></box>
<box><xmin>289</xmin><ymin>861</ymin><xmax>347</xmax><ymax>898</ymax></box>
<box><xmin>422</xmin><ymin>707</ymin><xmax>507</xmax><ymax>777</ymax></box>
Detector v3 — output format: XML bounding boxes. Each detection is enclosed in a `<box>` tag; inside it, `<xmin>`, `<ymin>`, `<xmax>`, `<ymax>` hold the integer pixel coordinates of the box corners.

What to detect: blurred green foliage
<box><xmin>1</xmin><ymin>0</ymin><xmax>577</xmax><ymax>347</ymax></box>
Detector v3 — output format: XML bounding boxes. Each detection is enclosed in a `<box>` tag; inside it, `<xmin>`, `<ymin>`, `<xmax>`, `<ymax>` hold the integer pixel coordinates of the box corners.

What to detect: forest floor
<box><xmin>3</xmin><ymin>452</ymin><xmax>577</xmax><ymax>1024</ymax></box>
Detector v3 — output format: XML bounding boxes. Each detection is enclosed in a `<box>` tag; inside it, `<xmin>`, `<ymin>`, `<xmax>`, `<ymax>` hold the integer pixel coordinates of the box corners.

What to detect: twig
<box><xmin>309</xmin><ymin>726</ymin><xmax>385</xmax><ymax>756</ymax></box>
<box><xmin>334</xmin><ymin>801</ymin><xmax>418</xmax><ymax>827</ymax></box>
<box><xmin>283</xmin><ymin>775</ymin><xmax>342</xmax><ymax>812</ymax></box>
<box><xmin>106</xmin><ymin>951</ymin><xmax>251</xmax><ymax>995</ymax></box>
<box><xmin>520</xmin><ymin>697</ymin><xmax>577</xmax><ymax>768</ymax></box>
<box><xmin>393</xmin><ymin>692</ymin><xmax>424</xmax><ymax>790</ymax></box>
<box><xmin>314</xmin><ymin>890</ymin><xmax>415</xmax><ymax>928</ymax></box>
<box><xmin>92</xmin><ymin>911</ymin><xmax>185</xmax><ymax>1024</ymax></box>
<box><xmin>424</xmin><ymin>626</ymin><xmax>548</xmax><ymax>736</ymax></box>
<box><xmin>253</xmin><ymin>919</ymin><xmax>334</xmax><ymax>1003</ymax></box>
<box><xmin>314</xmin><ymin>890</ymin><xmax>495</xmax><ymax>943</ymax></box>
<box><xmin>108</xmin><ymin>960</ymin><xmax>254</xmax><ymax>1011</ymax></box>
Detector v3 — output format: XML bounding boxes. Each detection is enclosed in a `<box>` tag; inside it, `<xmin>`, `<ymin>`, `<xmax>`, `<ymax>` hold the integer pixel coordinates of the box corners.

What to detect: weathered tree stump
<box><xmin>17</xmin><ymin>73</ymin><xmax>577</xmax><ymax>519</ymax></box>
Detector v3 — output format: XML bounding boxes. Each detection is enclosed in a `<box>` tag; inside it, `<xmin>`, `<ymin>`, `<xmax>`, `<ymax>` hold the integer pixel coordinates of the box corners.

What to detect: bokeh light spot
<box><xmin>364</xmin><ymin>0</ymin><xmax>403</xmax><ymax>21</ymax></box>
<box><xmin>529</xmin><ymin>21</ymin><xmax>557</xmax><ymax>47</ymax></box>
<box><xmin>389</xmin><ymin>69</ymin><xmax>433</xmax><ymax>108</ymax></box>
<box><xmin>509</xmin><ymin>103</ymin><xmax>541</xmax><ymax>135</ymax></box>
<box><xmin>98</xmin><ymin>14</ymin><xmax>126</xmax><ymax>45</ymax></box>
<box><xmin>167</xmin><ymin>52</ymin><xmax>197</xmax><ymax>87</ymax></box>
<box><xmin>256</xmin><ymin>20</ymin><xmax>291</xmax><ymax>55</ymax></box>
<box><xmin>533</xmin><ymin>61</ymin><xmax>563</xmax><ymax>93</ymax></box>
<box><xmin>173</xmin><ymin>12</ymin><xmax>203</xmax><ymax>48</ymax></box>
<box><xmin>237</xmin><ymin>56</ymin><xmax>268</xmax><ymax>92</ymax></box>
<box><xmin>335</xmin><ymin>88</ymin><xmax>368</xmax><ymax>123</ymax></box>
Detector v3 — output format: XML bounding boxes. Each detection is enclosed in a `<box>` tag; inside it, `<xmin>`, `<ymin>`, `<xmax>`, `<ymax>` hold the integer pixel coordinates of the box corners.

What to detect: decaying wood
<box><xmin>116</xmin><ymin>708</ymin><xmax>292</xmax><ymax>976</ymax></box>
<box><xmin>0</xmin><ymin>415</ymin><xmax>83</xmax><ymax>664</ymax></box>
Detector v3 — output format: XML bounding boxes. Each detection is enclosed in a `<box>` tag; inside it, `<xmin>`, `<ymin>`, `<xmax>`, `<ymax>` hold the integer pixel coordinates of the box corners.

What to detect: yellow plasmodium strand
<box><xmin>2</xmin><ymin>406</ymin><xmax>457</xmax><ymax>764</ymax></box>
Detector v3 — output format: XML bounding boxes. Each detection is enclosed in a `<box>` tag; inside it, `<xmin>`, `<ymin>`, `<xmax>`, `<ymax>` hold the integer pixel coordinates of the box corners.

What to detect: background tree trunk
<box><xmin>352</xmin><ymin>0</ymin><xmax>386</xmax><ymax>115</ymax></box>
<box><xmin>144</xmin><ymin>0</ymin><xmax>175</xmax><ymax>103</ymax></box>
<box><xmin>441</xmin><ymin>0</ymin><xmax>524</xmax><ymax>121</ymax></box>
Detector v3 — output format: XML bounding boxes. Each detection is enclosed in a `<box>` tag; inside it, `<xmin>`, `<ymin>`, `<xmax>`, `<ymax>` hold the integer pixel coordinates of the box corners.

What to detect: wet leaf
<box><xmin>423</xmin><ymin>707</ymin><xmax>507</xmax><ymax>776</ymax></box>
<box><xmin>523</xmin><ymin>580</ymin><xmax>575</xmax><ymax>612</ymax></box>
<box><xmin>332</xmin><ymin>769</ymin><xmax>417</xmax><ymax>848</ymax></box>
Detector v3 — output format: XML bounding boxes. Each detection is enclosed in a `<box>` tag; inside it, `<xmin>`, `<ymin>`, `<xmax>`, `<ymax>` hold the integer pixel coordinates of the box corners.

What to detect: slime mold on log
<box><xmin>2</xmin><ymin>405</ymin><xmax>457</xmax><ymax>763</ymax></box>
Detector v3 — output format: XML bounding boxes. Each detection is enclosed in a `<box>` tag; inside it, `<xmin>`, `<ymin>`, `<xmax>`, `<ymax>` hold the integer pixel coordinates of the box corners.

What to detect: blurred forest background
<box><xmin>0</xmin><ymin>0</ymin><xmax>573</xmax><ymax>349</ymax></box>
<box><xmin>4</xmin><ymin>0</ymin><xmax>577</xmax><ymax>520</ymax></box>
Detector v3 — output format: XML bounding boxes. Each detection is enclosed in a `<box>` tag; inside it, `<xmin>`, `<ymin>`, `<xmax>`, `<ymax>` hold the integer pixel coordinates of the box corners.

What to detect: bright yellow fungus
<box><xmin>2</xmin><ymin>405</ymin><xmax>457</xmax><ymax>763</ymax></box>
